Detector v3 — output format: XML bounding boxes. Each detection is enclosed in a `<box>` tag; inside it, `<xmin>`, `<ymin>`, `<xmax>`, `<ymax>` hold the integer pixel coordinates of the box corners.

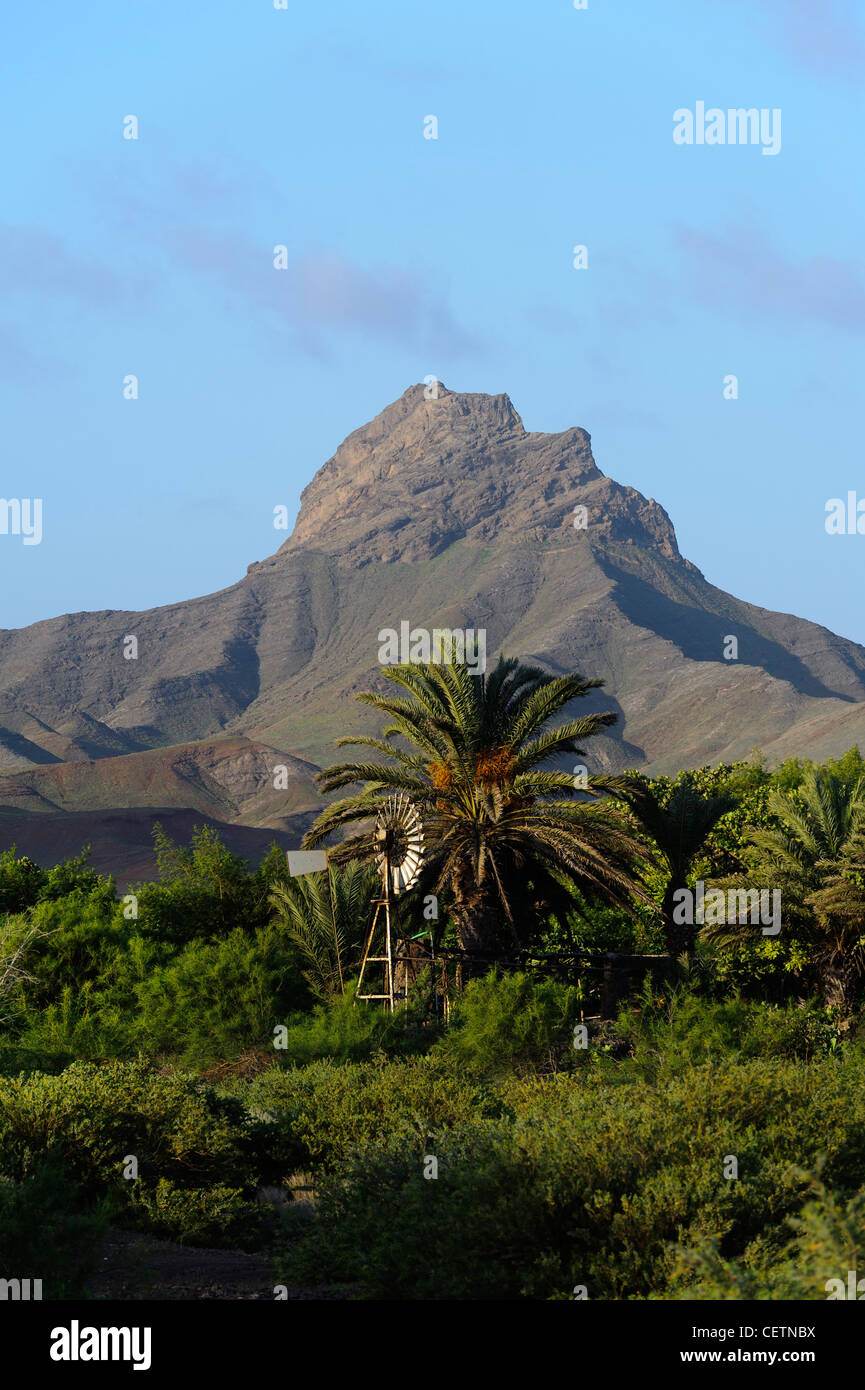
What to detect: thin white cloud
<box><xmin>675</xmin><ymin>224</ymin><xmax>865</xmax><ymax>331</ymax></box>
<box><xmin>0</xmin><ymin>223</ymin><xmax>147</xmax><ymax>305</ymax></box>
<box><xmin>163</xmin><ymin>230</ymin><xmax>480</xmax><ymax>358</ymax></box>
<box><xmin>754</xmin><ymin>0</ymin><xmax>865</xmax><ymax>79</ymax></box>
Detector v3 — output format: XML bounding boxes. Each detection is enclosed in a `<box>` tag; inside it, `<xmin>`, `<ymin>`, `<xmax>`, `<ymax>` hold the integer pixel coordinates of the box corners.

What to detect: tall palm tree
<box><xmin>303</xmin><ymin>656</ymin><xmax>648</xmax><ymax>963</ymax></box>
<box><xmin>269</xmin><ymin>860</ymin><xmax>378</xmax><ymax>1000</ymax></box>
<box><xmin>703</xmin><ymin>767</ymin><xmax>865</xmax><ymax>1007</ymax></box>
<box><xmin>621</xmin><ymin>777</ymin><xmax>737</xmax><ymax>958</ymax></box>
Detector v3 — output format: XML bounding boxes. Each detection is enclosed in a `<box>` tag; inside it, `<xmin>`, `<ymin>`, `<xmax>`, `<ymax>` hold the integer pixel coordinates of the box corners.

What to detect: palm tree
<box><xmin>303</xmin><ymin>656</ymin><xmax>648</xmax><ymax>964</ymax></box>
<box><xmin>621</xmin><ymin>776</ymin><xmax>737</xmax><ymax>958</ymax></box>
<box><xmin>743</xmin><ymin>768</ymin><xmax>863</xmax><ymax>921</ymax></box>
<box><xmin>703</xmin><ymin>767</ymin><xmax>865</xmax><ymax>1008</ymax></box>
<box><xmin>269</xmin><ymin>860</ymin><xmax>378</xmax><ymax>1000</ymax></box>
<box><xmin>805</xmin><ymin>822</ymin><xmax>865</xmax><ymax>1011</ymax></box>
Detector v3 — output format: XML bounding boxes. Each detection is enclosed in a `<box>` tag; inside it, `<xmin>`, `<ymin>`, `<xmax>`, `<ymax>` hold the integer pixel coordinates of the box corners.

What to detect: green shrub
<box><xmin>0</xmin><ymin>1042</ymin><xmax>72</xmax><ymax>1077</ymax></box>
<box><xmin>7</xmin><ymin>912</ymin><xmax>167</xmax><ymax>1061</ymax></box>
<box><xmin>666</xmin><ymin>1176</ymin><xmax>865</xmax><ymax>1300</ymax></box>
<box><xmin>0</xmin><ymin>849</ymin><xmax>44</xmax><ymax>914</ymax></box>
<box><xmin>268</xmin><ymin>984</ymin><xmax>436</xmax><ymax>1066</ymax></box>
<box><xmin>130</xmin><ymin>825</ymin><xmax>286</xmax><ymax>946</ymax></box>
<box><xmin>8</xmin><ymin>924</ymin><xmax>313</xmax><ymax>1070</ymax></box>
<box><xmin>127</xmin><ymin>1178</ymin><xmax>270</xmax><ymax>1251</ymax></box>
<box><xmin>246</xmin><ymin>1054</ymin><xmax>500</xmax><ymax>1172</ymax></box>
<box><xmin>0</xmin><ymin>1165</ymin><xmax>107</xmax><ymax>1298</ymax></box>
<box><xmin>133</xmin><ymin>927</ymin><xmax>310</xmax><ymax>1066</ymax></box>
<box><xmin>0</xmin><ymin>847</ymin><xmax>110</xmax><ymax>917</ymax></box>
<box><xmin>605</xmin><ymin>980</ymin><xmax>843</xmax><ymax>1084</ymax></box>
<box><xmin>16</xmin><ymin>982</ymin><xmax>144</xmax><ymax>1061</ymax></box>
<box><xmin>40</xmin><ymin>850</ymin><xmax>111</xmax><ymax>903</ymax></box>
<box><xmin>431</xmin><ymin>969</ymin><xmax>582</xmax><ymax>1076</ymax></box>
<box><xmin>0</xmin><ymin>1059</ymin><xmax>274</xmax><ymax>1197</ymax></box>
<box><xmin>11</xmin><ymin>889</ymin><xmax>131</xmax><ymax>1010</ymax></box>
<box><xmin>282</xmin><ymin>1056</ymin><xmax>865</xmax><ymax>1299</ymax></box>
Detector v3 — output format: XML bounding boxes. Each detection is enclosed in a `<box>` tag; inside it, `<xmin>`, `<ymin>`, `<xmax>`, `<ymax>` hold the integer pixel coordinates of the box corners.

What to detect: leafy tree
<box><xmin>0</xmin><ymin>846</ymin><xmax>110</xmax><ymax>915</ymax></box>
<box><xmin>40</xmin><ymin>848</ymin><xmax>109</xmax><ymax>902</ymax></box>
<box><xmin>132</xmin><ymin>824</ymin><xmax>282</xmax><ymax>943</ymax></box>
<box><xmin>304</xmin><ymin>656</ymin><xmax>648</xmax><ymax>963</ymax></box>
<box><xmin>153</xmin><ymin>823</ymin><xmax>247</xmax><ymax>891</ymax></box>
<box><xmin>773</xmin><ymin>746</ymin><xmax>865</xmax><ymax>797</ymax></box>
<box><xmin>0</xmin><ymin>849</ymin><xmax>44</xmax><ymax>914</ymax></box>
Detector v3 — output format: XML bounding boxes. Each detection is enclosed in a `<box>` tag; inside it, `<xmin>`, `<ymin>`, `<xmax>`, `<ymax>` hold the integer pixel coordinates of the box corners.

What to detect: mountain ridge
<box><xmin>1</xmin><ymin>382</ymin><xmax>864</xmax><ymax>877</ymax></box>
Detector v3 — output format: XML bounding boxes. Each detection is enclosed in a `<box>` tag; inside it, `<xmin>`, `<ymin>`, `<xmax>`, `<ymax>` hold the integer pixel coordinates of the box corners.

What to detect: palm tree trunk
<box><xmin>452</xmin><ymin>879</ymin><xmax>503</xmax><ymax>978</ymax></box>
<box><xmin>662</xmin><ymin>878</ymin><xmax>695</xmax><ymax>959</ymax></box>
<box><xmin>821</xmin><ymin>952</ymin><xmax>859</xmax><ymax>1014</ymax></box>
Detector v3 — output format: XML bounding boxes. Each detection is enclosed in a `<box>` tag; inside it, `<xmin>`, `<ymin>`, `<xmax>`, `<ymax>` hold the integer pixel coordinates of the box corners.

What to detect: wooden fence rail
<box><xmin>391</xmin><ymin>945</ymin><xmax>674</xmax><ymax>1020</ymax></box>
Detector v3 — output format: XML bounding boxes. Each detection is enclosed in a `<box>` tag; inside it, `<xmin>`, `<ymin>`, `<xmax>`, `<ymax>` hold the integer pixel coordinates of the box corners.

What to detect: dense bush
<box><xmin>431</xmin><ymin>969</ymin><xmax>582</xmax><ymax>1076</ymax></box>
<box><xmin>8</xmin><ymin>888</ymin><xmax>139</xmax><ymax>1009</ymax></box>
<box><xmin>0</xmin><ymin>1060</ymin><xmax>274</xmax><ymax>1196</ymax></box>
<box><xmin>10</xmin><ymin>924</ymin><xmax>308</xmax><ymax>1068</ymax></box>
<box><xmin>126</xmin><ymin>1179</ymin><xmax>270</xmax><ymax>1251</ymax></box>
<box><xmin>0</xmin><ymin>847</ymin><xmax>110</xmax><ymax>916</ymax></box>
<box><xmin>0</xmin><ymin>1059</ymin><xmax>292</xmax><ymax>1251</ymax></box>
<box><xmin>0</xmin><ymin>1041</ymin><xmax>72</xmax><ymax>1076</ymax></box>
<box><xmin>0</xmin><ymin>830</ymin><xmax>316</xmax><ymax>1070</ymax></box>
<box><xmin>603</xmin><ymin>980</ymin><xmax>844</xmax><ymax>1083</ymax></box>
<box><xmin>246</xmin><ymin>1054</ymin><xmax>499</xmax><ymax>1172</ymax></box>
<box><xmin>0</xmin><ymin>1165</ymin><xmax>107</xmax><ymax>1298</ymax></box>
<box><xmin>14</xmin><ymin>936</ymin><xmax>165</xmax><ymax>1062</ymax></box>
<box><xmin>134</xmin><ymin>926</ymin><xmax>310</xmax><ymax>1066</ymax></box>
<box><xmin>0</xmin><ymin>849</ymin><xmax>44</xmax><ymax>914</ymax></box>
<box><xmin>280</xmin><ymin>1056</ymin><xmax>865</xmax><ymax>1299</ymax></box>
<box><xmin>130</xmin><ymin>827</ymin><xmax>289</xmax><ymax>946</ymax></box>
<box><xmin>665</xmin><ymin>1176</ymin><xmax>865</xmax><ymax>1299</ymax></box>
<box><xmin>265</xmin><ymin>984</ymin><xmax>437</xmax><ymax>1066</ymax></box>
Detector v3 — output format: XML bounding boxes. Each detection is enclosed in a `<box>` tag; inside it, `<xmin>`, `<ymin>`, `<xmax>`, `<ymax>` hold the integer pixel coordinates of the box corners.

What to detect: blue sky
<box><xmin>1</xmin><ymin>0</ymin><xmax>864</xmax><ymax>642</ymax></box>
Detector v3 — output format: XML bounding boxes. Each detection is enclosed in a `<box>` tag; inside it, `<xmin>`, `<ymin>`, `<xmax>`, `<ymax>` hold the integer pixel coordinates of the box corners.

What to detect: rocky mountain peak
<box><xmin>281</xmin><ymin>384</ymin><xmax>683</xmax><ymax>565</ymax></box>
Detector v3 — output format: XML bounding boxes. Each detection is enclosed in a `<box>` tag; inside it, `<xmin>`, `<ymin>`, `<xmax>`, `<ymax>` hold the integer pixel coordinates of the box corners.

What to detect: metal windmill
<box><xmin>356</xmin><ymin>792</ymin><xmax>425</xmax><ymax>1010</ymax></box>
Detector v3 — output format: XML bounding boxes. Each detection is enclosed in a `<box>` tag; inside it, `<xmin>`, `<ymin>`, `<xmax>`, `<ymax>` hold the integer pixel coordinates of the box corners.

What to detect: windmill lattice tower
<box><xmin>356</xmin><ymin>793</ymin><xmax>425</xmax><ymax>1010</ymax></box>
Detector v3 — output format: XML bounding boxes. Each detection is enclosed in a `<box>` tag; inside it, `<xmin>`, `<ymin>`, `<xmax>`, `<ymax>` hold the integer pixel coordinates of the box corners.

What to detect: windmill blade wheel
<box><xmin>374</xmin><ymin>792</ymin><xmax>425</xmax><ymax>895</ymax></box>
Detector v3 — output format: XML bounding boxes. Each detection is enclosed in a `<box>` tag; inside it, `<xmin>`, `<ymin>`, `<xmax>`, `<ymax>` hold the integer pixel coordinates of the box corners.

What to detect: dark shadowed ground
<box><xmin>87</xmin><ymin>1229</ymin><xmax>347</xmax><ymax>1302</ymax></box>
